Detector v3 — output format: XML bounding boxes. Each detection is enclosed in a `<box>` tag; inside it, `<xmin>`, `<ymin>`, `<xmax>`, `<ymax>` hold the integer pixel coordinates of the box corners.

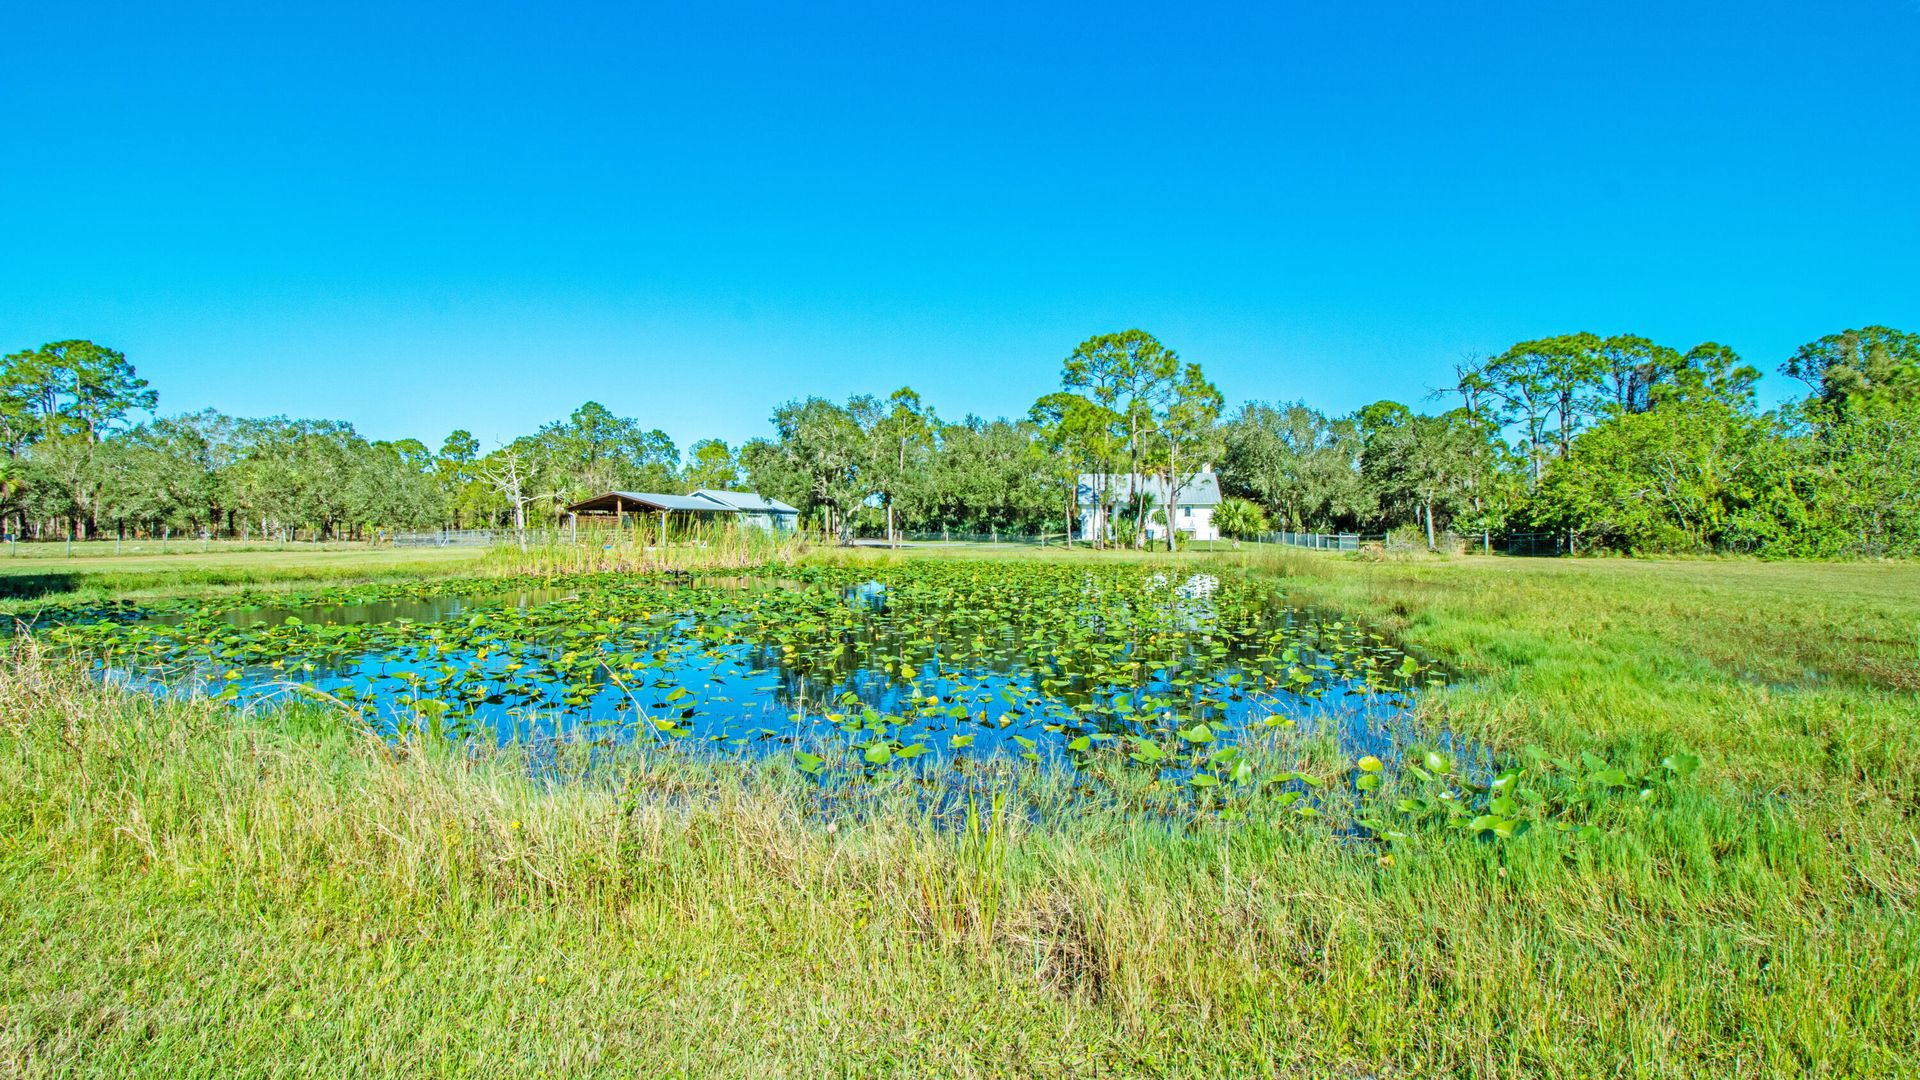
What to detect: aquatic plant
<box><xmin>41</xmin><ymin>559</ymin><xmax>1686</xmax><ymax>839</ymax></box>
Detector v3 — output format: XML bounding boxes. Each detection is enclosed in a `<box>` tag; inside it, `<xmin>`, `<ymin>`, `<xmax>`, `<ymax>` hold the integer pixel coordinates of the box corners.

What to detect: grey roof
<box><xmin>1075</xmin><ymin>472</ymin><xmax>1221</xmax><ymax>507</ymax></box>
<box><xmin>690</xmin><ymin>489</ymin><xmax>799</xmax><ymax>514</ymax></box>
<box><xmin>568</xmin><ymin>491</ymin><xmax>735</xmax><ymax>514</ymax></box>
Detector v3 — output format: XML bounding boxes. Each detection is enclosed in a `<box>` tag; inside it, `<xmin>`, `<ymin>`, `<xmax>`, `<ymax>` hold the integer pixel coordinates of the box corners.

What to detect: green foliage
<box><xmin>1357</xmin><ymin>743</ymin><xmax>1700</xmax><ymax>846</ymax></box>
<box><xmin>435</xmin><ymin>429</ymin><xmax>493</xmax><ymax>528</ymax></box>
<box><xmin>46</xmin><ymin>560</ymin><xmax>1449</xmax><ymax>807</ymax></box>
<box><xmin>2</xmin><ymin>323</ymin><xmax>1915</xmax><ymax>557</ymax></box>
<box><xmin>1030</xmin><ymin>389</ymin><xmax>1122</xmax><ymax>540</ymax></box>
<box><xmin>530</xmin><ymin>400</ymin><xmax>679</xmax><ymax>502</ymax></box>
<box><xmin>924</xmin><ymin>416</ymin><xmax>1056</xmax><ymax>534</ymax></box>
<box><xmin>1061</xmin><ymin>330</ymin><xmax>1186</xmax><ymax>548</ymax></box>
<box><xmin>1530</xmin><ymin>340</ymin><xmax>1919</xmax><ymax>557</ymax></box>
<box><xmin>1535</xmin><ymin>395</ymin><xmax>1781</xmax><ymax>553</ymax></box>
<box><xmin>1218</xmin><ymin>401</ymin><xmax>1368</xmax><ymax>530</ymax></box>
<box><xmin>1359</xmin><ymin>406</ymin><xmax>1485</xmax><ymax>547</ymax></box>
<box><xmin>1794</xmin><ymin>393</ymin><xmax>1920</xmax><ymax>557</ymax></box>
<box><xmin>682</xmin><ymin>437</ymin><xmax>741</xmax><ymax>491</ymax></box>
<box><xmin>4</xmin><ymin>552</ymin><xmax>1915</xmax><ymax>1073</ymax></box>
<box><xmin>1782</xmin><ymin>325</ymin><xmax>1920</xmax><ymax>410</ymax></box>
<box><xmin>1211</xmin><ymin>496</ymin><xmax>1268</xmax><ymax>539</ymax></box>
<box><xmin>767</xmin><ymin>395</ymin><xmax>878</xmax><ymax>543</ymax></box>
<box><xmin>0</xmin><ymin>339</ymin><xmax>155</xmax><ymax>447</ymax></box>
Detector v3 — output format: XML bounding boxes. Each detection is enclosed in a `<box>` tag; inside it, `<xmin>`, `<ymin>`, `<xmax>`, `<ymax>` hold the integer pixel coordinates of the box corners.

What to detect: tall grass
<box><xmin>5</xmin><ymin>598</ymin><xmax>1918</xmax><ymax>1078</ymax></box>
<box><xmin>481</xmin><ymin>523</ymin><xmax>813</xmax><ymax>576</ymax></box>
<box><xmin>4</xmin><ymin>553</ymin><xmax>1918</xmax><ymax>1075</ymax></box>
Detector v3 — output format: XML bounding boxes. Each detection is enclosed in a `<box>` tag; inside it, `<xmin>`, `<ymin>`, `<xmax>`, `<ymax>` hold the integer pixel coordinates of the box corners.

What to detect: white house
<box><xmin>1075</xmin><ymin>466</ymin><xmax>1222</xmax><ymax>543</ymax></box>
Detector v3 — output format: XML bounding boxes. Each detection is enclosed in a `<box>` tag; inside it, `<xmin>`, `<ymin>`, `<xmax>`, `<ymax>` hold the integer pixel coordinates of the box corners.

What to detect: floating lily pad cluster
<box><xmin>1353</xmin><ymin>745</ymin><xmax>1704</xmax><ymax>846</ymax></box>
<box><xmin>47</xmin><ymin>562</ymin><xmax>1702</xmax><ymax>839</ymax></box>
<box><xmin>48</xmin><ymin>563</ymin><xmax>1450</xmax><ymax>796</ymax></box>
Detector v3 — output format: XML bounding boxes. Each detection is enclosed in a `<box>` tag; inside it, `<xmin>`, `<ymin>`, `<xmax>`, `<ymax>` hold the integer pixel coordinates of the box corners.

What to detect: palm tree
<box><xmin>1213</xmin><ymin>497</ymin><xmax>1269</xmax><ymax>549</ymax></box>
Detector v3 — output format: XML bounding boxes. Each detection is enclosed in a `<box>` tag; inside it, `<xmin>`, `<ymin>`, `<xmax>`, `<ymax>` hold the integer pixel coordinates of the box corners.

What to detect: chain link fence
<box><xmin>1495</xmin><ymin>531</ymin><xmax>1569</xmax><ymax>557</ymax></box>
<box><xmin>389</xmin><ymin>529</ymin><xmax>503</xmax><ymax>548</ymax></box>
<box><xmin>1260</xmin><ymin>530</ymin><xmax>1382</xmax><ymax>552</ymax></box>
<box><xmin>1258</xmin><ymin>528</ymin><xmax>1567</xmax><ymax>556</ymax></box>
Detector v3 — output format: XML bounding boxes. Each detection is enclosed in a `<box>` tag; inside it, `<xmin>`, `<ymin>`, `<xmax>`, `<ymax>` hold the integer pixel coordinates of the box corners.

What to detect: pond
<box><xmin>141</xmin><ymin>588</ymin><xmax>572</xmax><ymax>630</ymax></box>
<box><xmin>46</xmin><ymin>562</ymin><xmax>1480</xmax><ymax>803</ymax></box>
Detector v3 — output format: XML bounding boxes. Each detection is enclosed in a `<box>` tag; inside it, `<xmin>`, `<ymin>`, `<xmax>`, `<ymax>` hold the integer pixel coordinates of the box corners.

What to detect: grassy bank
<box><xmin>0</xmin><ymin>528</ymin><xmax>826</xmax><ymax>614</ymax></box>
<box><xmin>0</xmin><ymin>547</ymin><xmax>489</xmax><ymax>611</ymax></box>
<box><xmin>0</xmin><ymin>528</ymin><xmax>814</xmax><ymax>613</ymax></box>
<box><xmin>1</xmin><ymin>553</ymin><xmax>1915</xmax><ymax>1076</ymax></box>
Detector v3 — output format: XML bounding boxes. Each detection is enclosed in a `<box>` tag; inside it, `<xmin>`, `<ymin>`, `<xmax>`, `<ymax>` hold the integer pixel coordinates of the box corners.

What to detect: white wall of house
<box><xmin>1077</xmin><ymin>503</ymin><xmax>1218</xmax><ymax>542</ymax></box>
<box><xmin>1074</xmin><ymin>470</ymin><xmax>1220</xmax><ymax>543</ymax></box>
<box><xmin>1177</xmin><ymin>504</ymin><xmax>1218</xmax><ymax>541</ymax></box>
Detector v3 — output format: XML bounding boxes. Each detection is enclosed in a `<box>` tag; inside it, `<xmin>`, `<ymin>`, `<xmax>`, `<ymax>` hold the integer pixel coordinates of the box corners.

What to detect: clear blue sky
<box><xmin>4</xmin><ymin>1</ymin><xmax>1916</xmax><ymax>453</ymax></box>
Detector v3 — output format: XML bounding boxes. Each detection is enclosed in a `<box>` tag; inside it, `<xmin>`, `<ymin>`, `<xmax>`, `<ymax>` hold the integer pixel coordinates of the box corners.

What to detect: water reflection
<box><xmin>107</xmin><ymin>576</ymin><xmax>1476</xmax><ymax>786</ymax></box>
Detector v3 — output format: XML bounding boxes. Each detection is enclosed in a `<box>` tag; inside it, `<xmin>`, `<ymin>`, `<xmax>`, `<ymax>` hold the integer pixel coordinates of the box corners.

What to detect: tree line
<box><xmin>2</xmin><ymin>326</ymin><xmax>1914</xmax><ymax>556</ymax></box>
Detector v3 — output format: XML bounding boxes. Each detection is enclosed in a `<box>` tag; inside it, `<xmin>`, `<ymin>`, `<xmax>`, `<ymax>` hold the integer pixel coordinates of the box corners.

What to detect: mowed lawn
<box><xmin>1</xmin><ymin>550</ymin><xmax>1915</xmax><ymax>1077</ymax></box>
<box><xmin>0</xmin><ymin>544</ymin><xmax>487</xmax><ymax>579</ymax></box>
<box><xmin>0</xmin><ymin>545</ymin><xmax>488</xmax><ymax>613</ymax></box>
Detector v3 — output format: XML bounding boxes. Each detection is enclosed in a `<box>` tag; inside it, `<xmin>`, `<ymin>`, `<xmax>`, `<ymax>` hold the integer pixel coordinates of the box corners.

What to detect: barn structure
<box><xmin>564</xmin><ymin>491</ymin><xmax>737</xmax><ymax>540</ymax></box>
<box><xmin>688</xmin><ymin>489</ymin><xmax>799</xmax><ymax>531</ymax></box>
<box><xmin>562</xmin><ymin>490</ymin><xmax>798</xmax><ymax>540</ymax></box>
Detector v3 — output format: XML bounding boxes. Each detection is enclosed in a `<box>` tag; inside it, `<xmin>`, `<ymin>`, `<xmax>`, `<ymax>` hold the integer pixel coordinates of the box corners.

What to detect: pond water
<box><xmin>141</xmin><ymin>588</ymin><xmax>572</xmax><ymax>630</ymax></box>
<box><xmin>50</xmin><ymin>563</ymin><xmax>1482</xmax><ymax>798</ymax></box>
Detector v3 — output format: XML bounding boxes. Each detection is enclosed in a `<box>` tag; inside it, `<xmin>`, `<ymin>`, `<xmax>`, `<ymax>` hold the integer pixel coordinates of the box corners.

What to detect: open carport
<box><xmin>564</xmin><ymin>491</ymin><xmax>737</xmax><ymax>541</ymax></box>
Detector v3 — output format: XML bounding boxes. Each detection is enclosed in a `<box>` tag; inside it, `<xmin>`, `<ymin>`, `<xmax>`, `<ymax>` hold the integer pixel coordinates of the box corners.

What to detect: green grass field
<box><xmin>0</xmin><ymin>545</ymin><xmax>487</xmax><ymax>615</ymax></box>
<box><xmin>2</xmin><ymin>547</ymin><xmax>1915</xmax><ymax>1076</ymax></box>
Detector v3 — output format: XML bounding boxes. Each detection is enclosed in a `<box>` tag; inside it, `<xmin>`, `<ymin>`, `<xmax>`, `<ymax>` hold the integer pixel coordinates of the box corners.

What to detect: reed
<box><xmin>480</xmin><ymin>522</ymin><xmax>813</xmax><ymax>576</ymax></box>
<box><xmin>3</xmin><ymin>551</ymin><xmax>1917</xmax><ymax>1076</ymax></box>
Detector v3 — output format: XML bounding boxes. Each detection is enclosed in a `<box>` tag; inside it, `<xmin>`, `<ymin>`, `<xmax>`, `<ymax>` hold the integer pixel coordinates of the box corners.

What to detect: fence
<box><xmin>1260</xmin><ymin>530</ymin><xmax>1379</xmax><ymax>552</ymax></box>
<box><xmin>389</xmin><ymin>529</ymin><xmax>502</xmax><ymax>548</ymax></box>
<box><xmin>1258</xmin><ymin>528</ymin><xmax>1569</xmax><ymax>557</ymax></box>
<box><xmin>895</xmin><ymin>530</ymin><xmax>1055</xmax><ymax>546</ymax></box>
<box><xmin>1497</xmin><ymin>531</ymin><xmax>1569</xmax><ymax>557</ymax></box>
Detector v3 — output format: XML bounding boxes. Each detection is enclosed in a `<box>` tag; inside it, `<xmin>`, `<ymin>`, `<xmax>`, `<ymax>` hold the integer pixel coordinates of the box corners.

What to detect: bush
<box><xmin>1213</xmin><ymin>497</ymin><xmax>1269</xmax><ymax>540</ymax></box>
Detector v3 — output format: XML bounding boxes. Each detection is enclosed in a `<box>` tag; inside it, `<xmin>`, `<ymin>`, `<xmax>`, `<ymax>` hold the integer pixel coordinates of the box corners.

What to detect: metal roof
<box><xmin>689</xmin><ymin>489</ymin><xmax>800</xmax><ymax>514</ymax></box>
<box><xmin>1075</xmin><ymin>472</ymin><xmax>1222</xmax><ymax>507</ymax></box>
<box><xmin>567</xmin><ymin>491</ymin><xmax>735</xmax><ymax>514</ymax></box>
